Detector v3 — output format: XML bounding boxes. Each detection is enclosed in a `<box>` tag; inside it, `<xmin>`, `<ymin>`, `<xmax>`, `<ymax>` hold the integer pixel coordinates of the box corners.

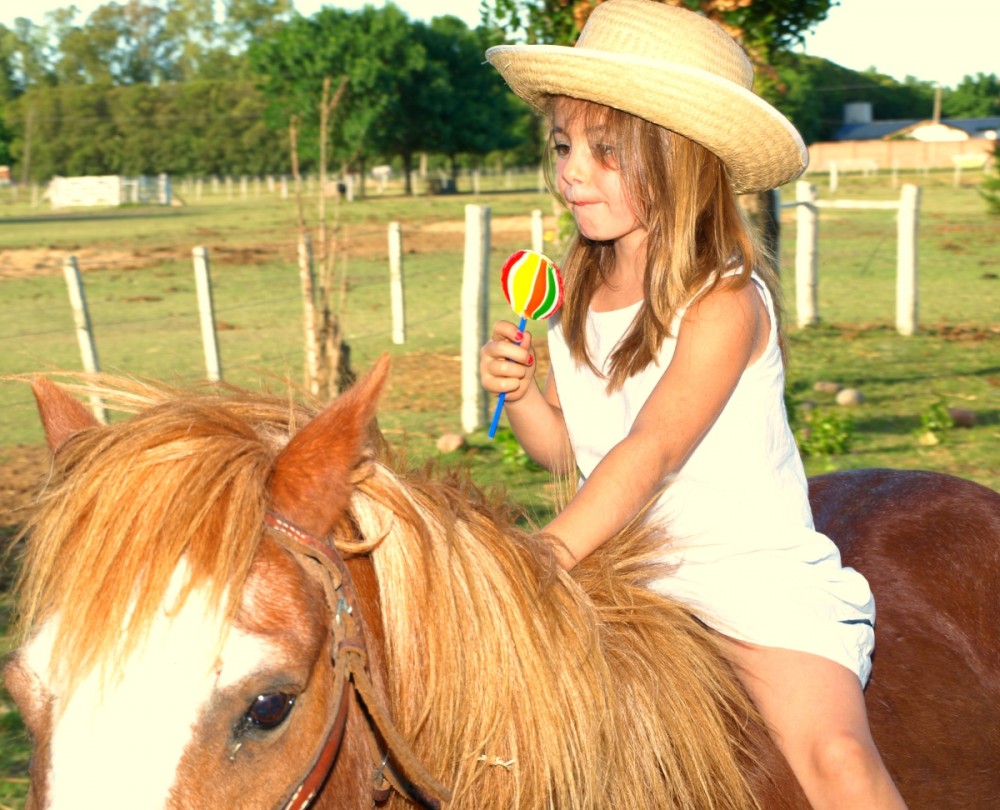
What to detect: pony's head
<box><xmin>6</xmin><ymin>357</ymin><xmax>778</xmax><ymax>810</ymax></box>
<box><xmin>4</xmin><ymin>359</ymin><xmax>392</xmax><ymax>810</ymax></box>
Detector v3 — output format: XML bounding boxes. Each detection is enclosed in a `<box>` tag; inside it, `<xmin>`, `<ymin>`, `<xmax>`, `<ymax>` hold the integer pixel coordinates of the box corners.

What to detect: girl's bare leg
<box><xmin>719</xmin><ymin>639</ymin><xmax>907</xmax><ymax>810</ymax></box>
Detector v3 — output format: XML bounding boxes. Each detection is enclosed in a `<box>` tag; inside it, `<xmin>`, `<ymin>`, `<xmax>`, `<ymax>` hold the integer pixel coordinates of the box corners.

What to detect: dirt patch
<box><xmin>0</xmin><ymin>246</ymin><xmax>179</xmax><ymax>280</ymax></box>
<box><xmin>0</xmin><ymin>216</ymin><xmax>547</xmax><ymax>281</ymax></box>
<box><xmin>0</xmin><ymin>444</ymin><xmax>50</xmax><ymax>531</ymax></box>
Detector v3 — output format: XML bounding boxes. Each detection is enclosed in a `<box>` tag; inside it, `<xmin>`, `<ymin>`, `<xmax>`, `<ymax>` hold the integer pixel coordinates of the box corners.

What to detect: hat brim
<box><xmin>487</xmin><ymin>44</ymin><xmax>807</xmax><ymax>194</ymax></box>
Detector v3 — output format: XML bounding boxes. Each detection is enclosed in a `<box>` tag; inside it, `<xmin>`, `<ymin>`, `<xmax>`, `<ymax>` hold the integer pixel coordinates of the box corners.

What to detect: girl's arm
<box><xmin>481</xmin><ymin>320</ymin><xmax>574</xmax><ymax>473</ymax></box>
<box><xmin>544</xmin><ymin>280</ymin><xmax>767</xmax><ymax>569</ymax></box>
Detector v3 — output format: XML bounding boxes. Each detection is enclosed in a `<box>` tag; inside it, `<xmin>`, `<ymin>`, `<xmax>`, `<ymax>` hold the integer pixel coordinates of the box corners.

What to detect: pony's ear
<box><xmin>32</xmin><ymin>376</ymin><xmax>101</xmax><ymax>455</ymax></box>
<box><xmin>269</xmin><ymin>354</ymin><xmax>390</xmax><ymax>537</ymax></box>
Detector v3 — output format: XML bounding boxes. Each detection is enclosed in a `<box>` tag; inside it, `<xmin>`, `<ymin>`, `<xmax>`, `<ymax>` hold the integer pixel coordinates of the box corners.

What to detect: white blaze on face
<box><xmin>23</xmin><ymin>563</ymin><xmax>278</xmax><ymax>809</ymax></box>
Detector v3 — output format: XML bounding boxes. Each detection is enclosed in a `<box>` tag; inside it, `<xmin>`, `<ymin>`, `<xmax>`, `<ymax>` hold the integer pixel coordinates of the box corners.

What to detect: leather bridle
<box><xmin>264</xmin><ymin>511</ymin><xmax>451</xmax><ymax>810</ymax></box>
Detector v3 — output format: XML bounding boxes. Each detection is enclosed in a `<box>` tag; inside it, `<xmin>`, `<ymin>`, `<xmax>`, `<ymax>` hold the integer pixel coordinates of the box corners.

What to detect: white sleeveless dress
<box><xmin>546</xmin><ymin>275</ymin><xmax>876</xmax><ymax>684</ymax></box>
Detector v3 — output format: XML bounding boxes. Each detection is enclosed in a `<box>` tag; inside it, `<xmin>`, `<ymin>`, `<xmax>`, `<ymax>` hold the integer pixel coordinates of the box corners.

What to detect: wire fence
<box><xmin>0</xmin><ymin>206</ymin><xmax>550</xmax><ymax>447</ymax></box>
<box><xmin>2</xmin><ymin>170</ymin><xmax>994</xmax><ymax>449</ymax></box>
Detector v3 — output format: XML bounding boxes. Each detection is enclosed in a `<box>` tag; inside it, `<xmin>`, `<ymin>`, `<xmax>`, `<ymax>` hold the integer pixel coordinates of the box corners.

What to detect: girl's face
<box><xmin>551</xmin><ymin>101</ymin><xmax>646</xmax><ymax>251</ymax></box>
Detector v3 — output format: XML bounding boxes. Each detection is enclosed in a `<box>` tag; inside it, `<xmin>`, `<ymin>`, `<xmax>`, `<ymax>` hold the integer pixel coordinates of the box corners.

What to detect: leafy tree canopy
<box><xmin>942</xmin><ymin>73</ymin><xmax>1000</xmax><ymax>118</ymax></box>
<box><xmin>484</xmin><ymin>0</ymin><xmax>835</xmax><ymax>54</ymax></box>
<box><xmin>249</xmin><ymin>4</ymin><xmax>534</xmax><ymax>181</ymax></box>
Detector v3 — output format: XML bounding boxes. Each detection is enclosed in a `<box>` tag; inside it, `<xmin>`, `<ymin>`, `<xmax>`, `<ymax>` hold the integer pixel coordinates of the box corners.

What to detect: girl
<box><xmin>481</xmin><ymin>1</ymin><xmax>907</xmax><ymax>808</ymax></box>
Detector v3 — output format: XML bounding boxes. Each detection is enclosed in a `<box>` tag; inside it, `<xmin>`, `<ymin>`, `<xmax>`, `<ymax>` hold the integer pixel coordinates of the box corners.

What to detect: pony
<box><xmin>4</xmin><ymin>357</ymin><xmax>999</xmax><ymax>809</ymax></box>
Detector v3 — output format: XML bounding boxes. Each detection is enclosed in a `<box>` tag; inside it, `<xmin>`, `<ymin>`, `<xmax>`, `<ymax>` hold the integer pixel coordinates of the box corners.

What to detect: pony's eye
<box><xmin>246</xmin><ymin>692</ymin><xmax>295</xmax><ymax>730</ymax></box>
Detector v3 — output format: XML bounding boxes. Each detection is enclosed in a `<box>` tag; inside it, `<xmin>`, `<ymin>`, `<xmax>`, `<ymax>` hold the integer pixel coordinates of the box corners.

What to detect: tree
<box><xmin>249</xmin><ymin>5</ymin><xmax>429</xmax><ymax>191</ymax></box>
<box><xmin>7</xmin><ymin>17</ymin><xmax>56</xmax><ymax>89</ymax></box>
<box><xmin>486</xmin><ymin>0</ymin><xmax>834</xmax><ymax>54</ymax></box>
<box><xmin>224</xmin><ymin>0</ymin><xmax>293</xmax><ymax>47</ymax></box>
<box><xmin>161</xmin><ymin>0</ymin><xmax>221</xmax><ymax>81</ymax></box>
<box><xmin>7</xmin><ymin>79</ymin><xmax>285</xmax><ymax>180</ymax></box>
<box><xmin>943</xmin><ymin>73</ymin><xmax>1000</xmax><ymax>118</ymax></box>
<box><xmin>0</xmin><ymin>25</ymin><xmax>25</xmax><ymax>99</ymax></box>
<box><xmin>0</xmin><ymin>26</ymin><xmax>21</xmax><ymax>165</ymax></box>
<box><xmin>757</xmin><ymin>53</ymin><xmax>936</xmax><ymax>144</ymax></box>
<box><xmin>414</xmin><ymin>17</ymin><xmax>529</xmax><ymax>180</ymax></box>
<box><xmin>96</xmin><ymin>1</ymin><xmax>179</xmax><ymax>83</ymax></box>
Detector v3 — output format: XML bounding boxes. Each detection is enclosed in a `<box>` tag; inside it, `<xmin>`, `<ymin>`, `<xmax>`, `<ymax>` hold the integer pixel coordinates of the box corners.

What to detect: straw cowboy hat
<box><xmin>486</xmin><ymin>0</ymin><xmax>807</xmax><ymax>193</ymax></box>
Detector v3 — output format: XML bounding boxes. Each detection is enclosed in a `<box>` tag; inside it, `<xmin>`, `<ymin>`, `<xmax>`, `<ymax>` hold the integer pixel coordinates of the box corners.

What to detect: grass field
<box><xmin>0</xmin><ymin>167</ymin><xmax>997</xmax><ymax>804</ymax></box>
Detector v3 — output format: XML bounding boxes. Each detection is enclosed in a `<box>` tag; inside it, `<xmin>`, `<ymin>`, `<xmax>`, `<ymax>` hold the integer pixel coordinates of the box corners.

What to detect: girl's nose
<box><xmin>562</xmin><ymin>148</ymin><xmax>589</xmax><ymax>185</ymax></box>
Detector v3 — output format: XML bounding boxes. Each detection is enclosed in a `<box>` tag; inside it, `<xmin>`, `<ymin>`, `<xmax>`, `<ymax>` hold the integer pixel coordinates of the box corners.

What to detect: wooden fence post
<box><xmin>62</xmin><ymin>255</ymin><xmax>108</xmax><ymax>423</ymax></box>
<box><xmin>461</xmin><ymin>205</ymin><xmax>491</xmax><ymax>433</ymax></box>
<box><xmin>297</xmin><ymin>232</ymin><xmax>320</xmax><ymax>393</ymax></box>
<box><xmin>191</xmin><ymin>247</ymin><xmax>223</xmax><ymax>382</ymax></box>
<box><xmin>531</xmin><ymin>209</ymin><xmax>544</xmax><ymax>254</ymax></box>
<box><xmin>896</xmin><ymin>184</ymin><xmax>921</xmax><ymax>336</ymax></box>
<box><xmin>388</xmin><ymin>221</ymin><xmax>406</xmax><ymax>345</ymax></box>
<box><xmin>795</xmin><ymin>181</ymin><xmax>819</xmax><ymax>327</ymax></box>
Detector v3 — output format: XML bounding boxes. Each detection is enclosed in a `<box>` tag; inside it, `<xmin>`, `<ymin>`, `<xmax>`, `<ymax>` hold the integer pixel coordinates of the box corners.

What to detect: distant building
<box><xmin>831</xmin><ymin>101</ymin><xmax>1000</xmax><ymax>142</ymax></box>
<box><xmin>47</xmin><ymin>175</ymin><xmax>172</xmax><ymax>209</ymax></box>
<box><xmin>805</xmin><ymin>102</ymin><xmax>997</xmax><ymax>174</ymax></box>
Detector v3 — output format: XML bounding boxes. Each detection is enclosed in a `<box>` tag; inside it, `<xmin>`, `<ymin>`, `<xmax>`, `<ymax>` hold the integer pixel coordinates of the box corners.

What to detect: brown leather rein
<box><xmin>264</xmin><ymin>511</ymin><xmax>451</xmax><ymax>810</ymax></box>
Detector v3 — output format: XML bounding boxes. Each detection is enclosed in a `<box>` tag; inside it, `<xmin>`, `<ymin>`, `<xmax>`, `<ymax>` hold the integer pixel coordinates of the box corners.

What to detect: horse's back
<box><xmin>810</xmin><ymin>468</ymin><xmax>1000</xmax><ymax>808</ymax></box>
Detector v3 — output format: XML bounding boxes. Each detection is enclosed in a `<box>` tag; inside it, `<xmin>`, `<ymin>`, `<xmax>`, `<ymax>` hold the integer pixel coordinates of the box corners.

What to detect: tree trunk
<box><xmin>401</xmin><ymin>152</ymin><xmax>414</xmax><ymax>195</ymax></box>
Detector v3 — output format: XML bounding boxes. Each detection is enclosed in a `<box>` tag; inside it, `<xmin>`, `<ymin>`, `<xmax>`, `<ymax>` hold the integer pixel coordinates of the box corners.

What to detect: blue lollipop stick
<box><xmin>488</xmin><ymin>314</ymin><xmax>527</xmax><ymax>438</ymax></box>
<box><xmin>486</xmin><ymin>249</ymin><xmax>563</xmax><ymax>439</ymax></box>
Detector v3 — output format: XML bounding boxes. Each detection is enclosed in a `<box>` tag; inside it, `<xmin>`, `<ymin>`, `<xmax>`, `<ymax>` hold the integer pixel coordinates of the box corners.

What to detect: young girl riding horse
<box><xmin>481</xmin><ymin>1</ymin><xmax>907</xmax><ymax>807</ymax></box>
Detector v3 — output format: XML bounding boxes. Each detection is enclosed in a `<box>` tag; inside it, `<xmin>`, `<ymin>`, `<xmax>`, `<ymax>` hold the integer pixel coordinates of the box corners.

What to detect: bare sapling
<box><xmin>290</xmin><ymin>75</ymin><xmax>353</xmax><ymax>400</ymax></box>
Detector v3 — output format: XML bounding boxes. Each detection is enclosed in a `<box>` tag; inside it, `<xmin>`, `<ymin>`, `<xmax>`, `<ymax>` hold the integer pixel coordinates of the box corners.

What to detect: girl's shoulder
<box><xmin>683</xmin><ymin>270</ymin><xmax>759</xmax><ymax>320</ymax></box>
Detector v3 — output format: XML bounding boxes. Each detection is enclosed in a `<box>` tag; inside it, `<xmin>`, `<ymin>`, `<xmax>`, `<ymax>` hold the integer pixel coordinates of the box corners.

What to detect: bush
<box><xmin>796</xmin><ymin>411</ymin><xmax>855</xmax><ymax>458</ymax></box>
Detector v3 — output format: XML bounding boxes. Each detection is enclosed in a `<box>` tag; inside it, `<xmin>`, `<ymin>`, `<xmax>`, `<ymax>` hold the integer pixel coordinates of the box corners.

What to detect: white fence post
<box><xmin>829</xmin><ymin>160</ymin><xmax>838</xmax><ymax>193</ymax></box>
<box><xmin>62</xmin><ymin>255</ymin><xmax>108</xmax><ymax>423</ymax></box>
<box><xmin>461</xmin><ymin>204</ymin><xmax>491</xmax><ymax>433</ymax></box>
<box><xmin>388</xmin><ymin>221</ymin><xmax>406</xmax><ymax>345</ymax></box>
<box><xmin>896</xmin><ymin>184</ymin><xmax>921</xmax><ymax>336</ymax></box>
<box><xmin>192</xmin><ymin>247</ymin><xmax>223</xmax><ymax>382</ymax></box>
<box><xmin>795</xmin><ymin>181</ymin><xmax>819</xmax><ymax>327</ymax></box>
<box><xmin>531</xmin><ymin>209</ymin><xmax>544</xmax><ymax>254</ymax></box>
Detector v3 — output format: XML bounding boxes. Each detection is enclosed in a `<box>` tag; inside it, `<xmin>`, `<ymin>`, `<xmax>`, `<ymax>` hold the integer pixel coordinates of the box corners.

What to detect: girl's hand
<box><xmin>480</xmin><ymin>320</ymin><xmax>536</xmax><ymax>403</ymax></box>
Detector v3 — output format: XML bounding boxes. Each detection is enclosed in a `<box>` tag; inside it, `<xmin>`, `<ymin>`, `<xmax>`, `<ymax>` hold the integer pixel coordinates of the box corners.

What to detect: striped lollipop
<box><xmin>501</xmin><ymin>249</ymin><xmax>563</xmax><ymax>321</ymax></box>
<box><xmin>489</xmin><ymin>250</ymin><xmax>564</xmax><ymax>438</ymax></box>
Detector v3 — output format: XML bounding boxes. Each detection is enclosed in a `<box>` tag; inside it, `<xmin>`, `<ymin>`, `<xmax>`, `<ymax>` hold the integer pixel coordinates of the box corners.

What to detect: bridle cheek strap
<box><xmin>280</xmin><ymin>652</ymin><xmax>352</xmax><ymax>810</ymax></box>
<box><xmin>265</xmin><ymin>511</ymin><xmax>451</xmax><ymax>810</ymax></box>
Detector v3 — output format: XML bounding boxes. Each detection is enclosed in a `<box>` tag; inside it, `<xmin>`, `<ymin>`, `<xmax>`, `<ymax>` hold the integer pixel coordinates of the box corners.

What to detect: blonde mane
<box><xmin>338</xmin><ymin>464</ymin><xmax>763</xmax><ymax>809</ymax></box>
<box><xmin>15</xmin><ymin>376</ymin><xmax>763</xmax><ymax>808</ymax></box>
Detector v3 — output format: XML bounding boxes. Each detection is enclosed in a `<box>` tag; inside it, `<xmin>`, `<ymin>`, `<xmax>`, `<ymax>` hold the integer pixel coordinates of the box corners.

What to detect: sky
<box><xmin>0</xmin><ymin>0</ymin><xmax>995</xmax><ymax>89</ymax></box>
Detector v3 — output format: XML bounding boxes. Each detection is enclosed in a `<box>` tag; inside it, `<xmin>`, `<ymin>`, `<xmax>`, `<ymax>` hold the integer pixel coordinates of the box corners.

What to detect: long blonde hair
<box><xmin>547</xmin><ymin>97</ymin><xmax>784</xmax><ymax>391</ymax></box>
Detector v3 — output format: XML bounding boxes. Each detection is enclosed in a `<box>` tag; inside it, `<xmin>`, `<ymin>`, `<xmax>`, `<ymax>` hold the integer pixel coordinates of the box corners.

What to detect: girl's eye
<box><xmin>595</xmin><ymin>142</ymin><xmax>614</xmax><ymax>157</ymax></box>
<box><xmin>245</xmin><ymin>692</ymin><xmax>295</xmax><ymax>730</ymax></box>
<box><xmin>553</xmin><ymin>142</ymin><xmax>570</xmax><ymax>158</ymax></box>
